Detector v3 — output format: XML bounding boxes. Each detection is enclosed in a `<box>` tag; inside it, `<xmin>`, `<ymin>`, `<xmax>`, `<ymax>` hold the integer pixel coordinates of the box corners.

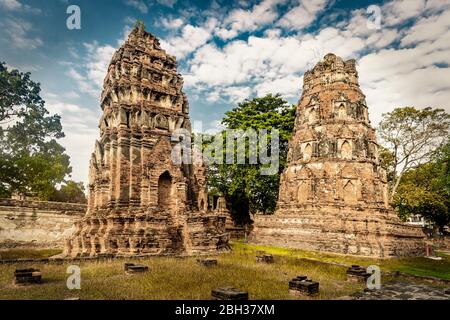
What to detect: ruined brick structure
<box><xmin>250</xmin><ymin>54</ymin><xmax>424</xmax><ymax>257</ymax></box>
<box><xmin>64</xmin><ymin>24</ymin><xmax>228</xmax><ymax>257</ymax></box>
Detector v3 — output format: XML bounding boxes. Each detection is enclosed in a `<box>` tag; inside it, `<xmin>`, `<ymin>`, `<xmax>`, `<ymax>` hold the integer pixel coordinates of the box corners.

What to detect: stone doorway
<box><xmin>158</xmin><ymin>171</ymin><xmax>173</xmax><ymax>209</ymax></box>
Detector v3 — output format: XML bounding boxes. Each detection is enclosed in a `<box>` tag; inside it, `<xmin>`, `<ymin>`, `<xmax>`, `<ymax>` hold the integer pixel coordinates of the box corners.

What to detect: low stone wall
<box><xmin>0</xmin><ymin>199</ymin><xmax>86</xmax><ymax>249</ymax></box>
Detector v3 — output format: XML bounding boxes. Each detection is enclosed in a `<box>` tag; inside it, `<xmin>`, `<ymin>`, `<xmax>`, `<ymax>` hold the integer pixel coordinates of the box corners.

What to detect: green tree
<box><xmin>393</xmin><ymin>142</ymin><xmax>450</xmax><ymax>233</ymax></box>
<box><xmin>49</xmin><ymin>181</ymin><xmax>87</xmax><ymax>203</ymax></box>
<box><xmin>0</xmin><ymin>62</ymin><xmax>72</xmax><ymax>199</ymax></box>
<box><xmin>205</xmin><ymin>94</ymin><xmax>296</xmax><ymax>223</ymax></box>
<box><xmin>378</xmin><ymin>107</ymin><xmax>450</xmax><ymax>200</ymax></box>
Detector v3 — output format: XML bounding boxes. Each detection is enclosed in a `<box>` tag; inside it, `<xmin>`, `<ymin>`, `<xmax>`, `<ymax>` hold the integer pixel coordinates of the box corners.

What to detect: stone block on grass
<box><xmin>256</xmin><ymin>254</ymin><xmax>274</xmax><ymax>264</ymax></box>
<box><xmin>289</xmin><ymin>276</ymin><xmax>319</xmax><ymax>296</ymax></box>
<box><xmin>197</xmin><ymin>258</ymin><xmax>218</xmax><ymax>267</ymax></box>
<box><xmin>14</xmin><ymin>268</ymin><xmax>42</xmax><ymax>285</ymax></box>
<box><xmin>124</xmin><ymin>263</ymin><xmax>149</xmax><ymax>275</ymax></box>
<box><xmin>346</xmin><ymin>265</ymin><xmax>370</xmax><ymax>283</ymax></box>
<box><xmin>212</xmin><ymin>287</ymin><xmax>249</xmax><ymax>300</ymax></box>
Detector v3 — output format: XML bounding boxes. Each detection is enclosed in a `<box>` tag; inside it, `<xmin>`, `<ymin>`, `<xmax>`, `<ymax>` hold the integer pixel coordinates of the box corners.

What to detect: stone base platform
<box><xmin>63</xmin><ymin>209</ymin><xmax>229</xmax><ymax>258</ymax></box>
<box><xmin>250</xmin><ymin>205</ymin><xmax>425</xmax><ymax>258</ymax></box>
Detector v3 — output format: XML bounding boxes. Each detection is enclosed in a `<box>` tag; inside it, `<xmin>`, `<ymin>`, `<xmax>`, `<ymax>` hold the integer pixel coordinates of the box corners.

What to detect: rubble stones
<box><xmin>289</xmin><ymin>276</ymin><xmax>319</xmax><ymax>296</ymax></box>
<box><xmin>14</xmin><ymin>268</ymin><xmax>42</xmax><ymax>285</ymax></box>
<box><xmin>211</xmin><ymin>287</ymin><xmax>249</xmax><ymax>300</ymax></box>
<box><xmin>197</xmin><ymin>258</ymin><xmax>217</xmax><ymax>266</ymax></box>
<box><xmin>345</xmin><ymin>281</ymin><xmax>450</xmax><ymax>300</ymax></box>
<box><xmin>250</xmin><ymin>53</ymin><xmax>425</xmax><ymax>258</ymax></box>
<box><xmin>124</xmin><ymin>263</ymin><xmax>149</xmax><ymax>274</ymax></box>
<box><xmin>346</xmin><ymin>265</ymin><xmax>371</xmax><ymax>283</ymax></box>
<box><xmin>63</xmin><ymin>23</ymin><xmax>228</xmax><ymax>258</ymax></box>
<box><xmin>256</xmin><ymin>254</ymin><xmax>274</xmax><ymax>264</ymax></box>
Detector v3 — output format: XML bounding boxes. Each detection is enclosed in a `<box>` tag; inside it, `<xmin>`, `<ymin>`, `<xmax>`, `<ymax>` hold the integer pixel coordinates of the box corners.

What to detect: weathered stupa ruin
<box><xmin>250</xmin><ymin>53</ymin><xmax>425</xmax><ymax>258</ymax></box>
<box><xmin>64</xmin><ymin>23</ymin><xmax>228</xmax><ymax>257</ymax></box>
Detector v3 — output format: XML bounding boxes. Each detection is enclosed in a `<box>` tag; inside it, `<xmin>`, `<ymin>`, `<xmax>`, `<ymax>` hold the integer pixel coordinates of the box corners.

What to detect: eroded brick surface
<box><xmin>250</xmin><ymin>53</ymin><xmax>425</xmax><ymax>258</ymax></box>
<box><xmin>64</xmin><ymin>24</ymin><xmax>229</xmax><ymax>258</ymax></box>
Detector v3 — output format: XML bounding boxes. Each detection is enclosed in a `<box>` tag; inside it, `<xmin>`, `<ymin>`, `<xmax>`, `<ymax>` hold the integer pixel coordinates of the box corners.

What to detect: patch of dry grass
<box><xmin>0</xmin><ymin>244</ymin><xmax>364</xmax><ymax>300</ymax></box>
<box><xmin>234</xmin><ymin>242</ymin><xmax>450</xmax><ymax>280</ymax></box>
<box><xmin>1</xmin><ymin>242</ymin><xmax>447</xmax><ymax>300</ymax></box>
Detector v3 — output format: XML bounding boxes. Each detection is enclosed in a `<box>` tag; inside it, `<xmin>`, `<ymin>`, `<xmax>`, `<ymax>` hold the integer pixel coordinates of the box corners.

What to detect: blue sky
<box><xmin>1</xmin><ymin>0</ymin><xmax>449</xmax><ymax>185</ymax></box>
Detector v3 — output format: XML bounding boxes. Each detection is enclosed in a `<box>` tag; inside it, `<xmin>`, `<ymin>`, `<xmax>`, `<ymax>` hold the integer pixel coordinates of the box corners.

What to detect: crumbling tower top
<box><xmin>302</xmin><ymin>53</ymin><xmax>359</xmax><ymax>94</ymax></box>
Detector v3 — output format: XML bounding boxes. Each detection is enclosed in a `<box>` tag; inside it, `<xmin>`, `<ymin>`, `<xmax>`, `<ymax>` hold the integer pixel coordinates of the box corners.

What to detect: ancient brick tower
<box><xmin>250</xmin><ymin>53</ymin><xmax>424</xmax><ymax>258</ymax></box>
<box><xmin>64</xmin><ymin>24</ymin><xmax>228</xmax><ymax>257</ymax></box>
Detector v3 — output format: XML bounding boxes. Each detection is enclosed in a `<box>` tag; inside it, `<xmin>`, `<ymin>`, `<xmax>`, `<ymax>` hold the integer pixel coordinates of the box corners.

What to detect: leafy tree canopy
<box><xmin>0</xmin><ymin>62</ymin><xmax>72</xmax><ymax>199</ymax></box>
<box><xmin>378</xmin><ymin>107</ymin><xmax>450</xmax><ymax>199</ymax></box>
<box><xmin>393</xmin><ymin>142</ymin><xmax>450</xmax><ymax>233</ymax></box>
<box><xmin>205</xmin><ymin>94</ymin><xmax>296</xmax><ymax>223</ymax></box>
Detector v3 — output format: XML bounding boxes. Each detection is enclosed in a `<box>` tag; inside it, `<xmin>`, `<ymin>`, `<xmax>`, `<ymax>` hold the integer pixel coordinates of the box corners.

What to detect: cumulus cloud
<box><xmin>382</xmin><ymin>0</ymin><xmax>426</xmax><ymax>26</ymax></box>
<box><xmin>161</xmin><ymin>17</ymin><xmax>184</xmax><ymax>30</ymax></box>
<box><xmin>160</xmin><ymin>18</ymin><xmax>218</xmax><ymax>58</ymax></box>
<box><xmin>67</xmin><ymin>42</ymin><xmax>116</xmax><ymax>98</ymax></box>
<box><xmin>176</xmin><ymin>0</ymin><xmax>450</xmax><ymax>124</ymax></box>
<box><xmin>0</xmin><ymin>18</ymin><xmax>43</xmax><ymax>49</ymax></box>
<box><xmin>255</xmin><ymin>75</ymin><xmax>303</xmax><ymax>98</ymax></box>
<box><xmin>277</xmin><ymin>0</ymin><xmax>329</xmax><ymax>30</ymax></box>
<box><xmin>124</xmin><ymin>0</ymin><xmax>148</xmax><ymax>14</ymax></box>
<box><xmin>0</xmin><ymin>0</ymin><xmax>21</xmax><ymax>10</ymax></box>
<box><xmin>400</xmin><ymin>9</ymin><xmax>450</xmax><ymax>46</ymax></box>
<box><xmin>184</xmin><ymin>26</ymin><xmax>367</xmax><ymax>99</ymax></box>
<box><xmin>216</xmin><ymin>0</ymin><xmax>283</xmax><ymax>40</ymax></box>
<box><xmin>44</xmin><ymin>94</ymin><xmax>101</xmax><ymax>183</ymax></box>
<box><xmin>0</xmin><ymin>0</ymin><xmax>41</xmax><ymax>13</ymax></box>
<box><xmin>157</xmin><ymin>0</ymin><xmax>177</xmax><ymax>8</ymax></box>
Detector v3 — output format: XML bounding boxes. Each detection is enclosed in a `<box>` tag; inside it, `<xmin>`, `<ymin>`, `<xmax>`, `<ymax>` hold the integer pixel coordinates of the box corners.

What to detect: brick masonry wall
<box><xmin>0</xmin><ymin>199</ymin><xmax>86</xmax><ymax>249</ymax></box>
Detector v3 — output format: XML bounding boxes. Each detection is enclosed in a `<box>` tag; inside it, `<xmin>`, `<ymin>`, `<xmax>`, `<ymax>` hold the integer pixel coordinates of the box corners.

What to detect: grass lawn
<box><xmin>0</xmin><ymin>249</ymin><xmax>62</xmax><ymax>260</ymax></box>
<box><xmin>233</xmin><ymin>242</ymin><xmax>450</xmax><ymax>280</ymax></box>
<box><xmin>0</xmin><ymin>242</ymin><xmax>448</xmax><ymax>300</ymax></box>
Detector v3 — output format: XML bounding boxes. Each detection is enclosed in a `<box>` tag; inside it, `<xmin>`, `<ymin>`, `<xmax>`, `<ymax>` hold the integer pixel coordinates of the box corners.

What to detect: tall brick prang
<box><xmin>250</xmin><ymin>53</ymin><xmax>424</xmax><ymax>258</ymax></box>
<box><xmin>64</xmin><ymin>23</ymin><xmax>229</xmax><ymax>258</ymax></box>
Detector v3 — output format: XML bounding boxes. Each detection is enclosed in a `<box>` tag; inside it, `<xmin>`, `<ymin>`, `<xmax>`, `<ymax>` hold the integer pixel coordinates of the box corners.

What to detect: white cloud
<box><xmin>157</xmin><ymin>0</ymin><xmax>177</xmax><ymax>8</ymax></box>
<box><xmin>383</xmin><ymin>0</ymin><xmax>426</xmax><ymax>26</ymax></box>
<box><xmin>160</xmin><ymin>18</ymin><xmax>218</xmax><ymax>58</ymax></box>
<box><xmin>124</xmin><ymin>0</ymin><xmax>148</xmax><ymax>14</ymax></box>
<box><xmin>67</xmin><ymin>42</ymin><xmax>116</xmax><ymax>98</ymax></box>
<box><xmin>216</xmin><ymin>0</ymin><xmax>282</xmax><ymax>40</ymax></box>
<box><xmin>255</xmin><ymin>75</ymin><xmax>303</xmax><ymax>98</ymax></box>
<box><xmin>277</xmin><ymin>0</ymin><xmax>329</xmax><ymax>30</ymax></box>
<box><xmin>0</xmin><ymin>0</ymin><xmax>21</xmax><ymax>10</ymax></box>
<box><xmin>400</xmin><ymin>9</ymin><xmax>450</xmax><ymax>46</ymax></box>
<box><xmin>0</xmin><ymin>18</ymin><xmax>43</xmax><ymax>49</ymax></box>
<box><xmin>161</xmin><ymin>17</ymin><xmax>184</xmax><ymax>30</ymax></box>
<box><xmin>357</xmin><ymin>6</ymin><xmax>450</xmax><ymax>126</ymax></box>
<box><xmin>221</xmin><ymin>86</ymin><xmax>252</xmax><ymax>103</ymax></box>
<box><xmin>0</xmin><ymin>0</ymin><xmax>40</xmax><ymax>13</ymax></box>
<box><xmin>185</xmin><ymin>27</ymin><xmax>366</xmax><ymax>91</ymax></box>
<box><xmin>44</xmin><ymin>94</ymin><xmax>101</xmax><ymax>184</ymax></box>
